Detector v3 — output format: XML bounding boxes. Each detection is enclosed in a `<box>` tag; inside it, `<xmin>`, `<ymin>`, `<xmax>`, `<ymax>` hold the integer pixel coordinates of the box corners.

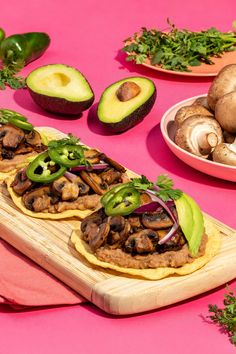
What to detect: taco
<box><xmin>6</xmin><ymin>135</ymin><xmax>130</xmax><ymax>219</ymax></box>
<box><xmin>0</xmin><ymin>109</ymin><xmax>48</xmax><ymax>181</ymax></box>
<box><xmin>70</xmin><ymin>177</ymin><xmax>221</xmax><ymax>280</ymax></box>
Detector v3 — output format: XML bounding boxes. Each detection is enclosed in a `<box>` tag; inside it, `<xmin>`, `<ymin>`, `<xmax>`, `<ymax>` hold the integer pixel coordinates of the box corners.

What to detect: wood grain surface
<box><xmin>0</xmin><ymin>127</ymin><xmax>235</xmax><ymax>315</ymax></box>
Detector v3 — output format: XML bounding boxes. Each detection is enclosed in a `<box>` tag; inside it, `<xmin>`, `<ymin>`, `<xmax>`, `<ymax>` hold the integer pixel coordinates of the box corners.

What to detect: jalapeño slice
<box><xmin>26</xmin><ymin>151</ymin><xmax>66</xmax><ymax>183</ymax></box>
<box><xmin>9</xmin><ymin>117</ymin><xmax>34</xmax><ymax>131</ymax></box>
<box><xmin>48</xmin><ymin>144</ymin><xmax>86</xmax><ymax>168</ymax></box>
<box><xmin>104</xmin><ymin>186</ymin><xmax>141</xmax><ymax>216</ymax></box>
<box><xmin>101</xmin><ymin>182</ymin><xmax>132</xmax><ymax>206</ymax></box>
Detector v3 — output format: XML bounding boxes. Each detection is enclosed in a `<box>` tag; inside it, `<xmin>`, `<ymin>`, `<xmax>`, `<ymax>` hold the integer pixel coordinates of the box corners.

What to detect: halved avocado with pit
<box><xmin>26</xmin><ymin>64</ymin><xmax>94</xmax><ymax>115</ymax></box>
<box><xmin>97</xmin><ymin>77</ymin><xmax>156</xmax><ymax>132</ymax></box>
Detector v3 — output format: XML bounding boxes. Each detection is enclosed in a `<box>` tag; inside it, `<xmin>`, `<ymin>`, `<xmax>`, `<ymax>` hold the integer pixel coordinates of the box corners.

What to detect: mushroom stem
<box><xmin>198</xmin><ymin>132</ymin><xmax>218</xmax><ymax>153</ymax></box>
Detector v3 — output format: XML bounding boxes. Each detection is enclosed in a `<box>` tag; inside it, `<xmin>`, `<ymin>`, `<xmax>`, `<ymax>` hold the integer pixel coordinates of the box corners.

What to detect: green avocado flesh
<box><xmin>175</xmin><ymin>193</ymin><xmax>204</xmax><ymax>256</ymax></box>
<box><xmin>26</xmin><ymin>64</ymin><xmax>94</xmax><ymax>115</ymax></box>
<box><xmin>97</xmin><ymin>77</ymin><xmax>156</xmax><ymax>132</ymax></box>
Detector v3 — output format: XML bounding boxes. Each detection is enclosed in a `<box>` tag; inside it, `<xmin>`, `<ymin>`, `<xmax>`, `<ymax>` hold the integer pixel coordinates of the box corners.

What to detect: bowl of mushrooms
<box><xmin>160</xmin><ymin>64</ymin><xmax>236</xmax><ymax>182</ymax></box>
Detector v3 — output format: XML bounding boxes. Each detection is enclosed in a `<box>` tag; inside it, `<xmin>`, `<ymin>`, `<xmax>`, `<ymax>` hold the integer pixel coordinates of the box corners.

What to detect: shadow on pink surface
<box><xmin>13</xmin><ymin>89</ymin><xmax>83</xmax><ymax>121</ymax></box>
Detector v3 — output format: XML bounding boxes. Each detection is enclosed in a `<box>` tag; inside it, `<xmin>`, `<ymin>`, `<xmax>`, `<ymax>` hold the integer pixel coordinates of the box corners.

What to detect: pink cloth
<box><xmin>0</xmin><ymin>239</ymin><xmax>85</xmax><ymax>308</ymax></box>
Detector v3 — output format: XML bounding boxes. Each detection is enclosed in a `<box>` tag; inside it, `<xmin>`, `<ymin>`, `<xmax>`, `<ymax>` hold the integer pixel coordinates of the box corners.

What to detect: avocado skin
<box><xmin>99</xmin><ymin>88</ymin><xmax>156</xmax><ymax>133</ymax></box>
<box><xmin>28</xmin><ymin>88</ymin><xmax>95</xmax><ymax>115</ymax></box>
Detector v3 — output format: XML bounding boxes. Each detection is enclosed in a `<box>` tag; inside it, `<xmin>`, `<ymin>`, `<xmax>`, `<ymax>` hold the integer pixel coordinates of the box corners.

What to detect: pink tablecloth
<box><xmin>0</xmin><ymin>0</ymin><xmax>236</xmax><ymax>353</ymax></box>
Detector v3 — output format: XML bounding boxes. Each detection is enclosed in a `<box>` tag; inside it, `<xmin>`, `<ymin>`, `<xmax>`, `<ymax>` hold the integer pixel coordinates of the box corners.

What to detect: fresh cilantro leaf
<box><xmin>48</xmin><ymin>134</ymin><xmax>81</xmax><ymax>149</ymax></box>
<box><xmin>130</xmin><ymin>174</ymin><xmax>182</xmax><ymax>202</ymax></box>
<box><xmin>156</xmin><ymin>174</ymin><xmax>174</xmax><ymax>190</ymax></box>
<box><xmin>0</xmin><ymin>66</ymin><xmax>26</xmax><ymax>90</ymax></box>
<box><xmin>131</xmin><ymin>175</ymin><xmax>154</xmax><ymax>191</ymax></box>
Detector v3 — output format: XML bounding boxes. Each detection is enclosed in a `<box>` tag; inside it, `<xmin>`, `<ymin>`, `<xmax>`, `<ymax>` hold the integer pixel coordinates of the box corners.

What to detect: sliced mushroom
<box><xmin>88</xmin><ymin>222</ymin><xmax>110</xmax><ymax>251</ymax></box>
<box><xmin>106</xmin><ymin>216</ymin><xmax>131</xmax><ymax>246</ymax></box>
<box><xmin>127</xmin><ymin>215</ymin><xmax>142</xmax><ymax>231</ymax></box>
<box><xmin>11</xmin><ymin>169</ymin><xmax>34</xmax><ymax>196</ymax></box>
<box><xmin>100</xmin><ymin>154</ymin><xmax>126</xmax><ymax>172</ymax></box>
<box><xmin>212</xmin><ymin>141</ymin><xmax>236</xmax><ymax>166</ymax></box>
<box><xmin>52</xmin><ymin>176</ymin><xmax>80</xmax><ymax>201</ymax></box>
<box><xmin>22</xmin><ymin>186</ymin><xmax>51</xmax><ymax>212</ymax></box>
<box><xmin>84</xmin><ymin>149</ymin><xmax>101</xmax><ymax>164</ymax></box>
<box><xmin>140</xmin><ymin>192</ymin><xmax>152</xmax><ymax>205</ymax></box>
<box><xmin>124</xmin><ymin>229</ymin><xmax>158</xmax><ymax>254</ymax></box>
<box><xmin>99</xmin><ymin>168</ymin><xmax>122</xmax><ymax>185</ymax></box>
<box><xmin>142</xmin><ymin>211</ymin><xmax>173</xmax><ymax>229</ymax></box>
<box><xmin>14</xmin><ymin>143</ymin><xmax>34</xmax><ymax>155</ymax></box>
<box><xmin>25</xmin><ymin>130</ymin><xmax>42</xmax><ymax>146</ymax></box>
<box><xmin>81</xmin><ymin>209</ymin><xmax>106</xmax><ymax>233</ymax></box>
<box><xmin>54</xmin><ymin>194</ymin><xmax>101</xmax><ymax>213</ymax></box>
<box><xmin>0</xmin><ymin>124</ymin><xmax>24</xmax><ymax>149</ymax></box>
<box><xmin>175</xmin><ymin>115</ymin><xmax>223</xmax><ymax>158</ymax></box>
<box><xmin>158</xmin><ymin>229</ymin><xmax>186</xmax><ymax>252</ymax></box>
<box><xmin>174</xmin><ymin>105</ymin><xmax>213</xmax><ymax>128</ymax></box>
<box><xmin>80</xmin><ymin>171</ymin><xmax>108</xmax><ymax>195</ymax></box>
<box><xmin>1</xmin><ymin>147</ymin><xmax>15</xmax><ymax>159</ymax></box>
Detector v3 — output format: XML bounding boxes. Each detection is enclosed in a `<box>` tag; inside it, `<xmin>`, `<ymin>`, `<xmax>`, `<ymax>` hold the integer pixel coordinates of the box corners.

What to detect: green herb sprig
<box><xmin>123</xmin><ymin>19</ymin><xmax>236</xmax><ymax>72</ymax></box>
<box><xmin>131</xmin><ymin>174</ymin><xmax>182</xmax><ymax>201</ymax></box>
<box><xmin>208</xmin><ymin>286</ymin><xmax>236</xmax><ymax>346</ymax></box>
<box><xmin>0</xmin><ymin>66</ymin><xmax>26</xmax><ymax>90</ymax></box>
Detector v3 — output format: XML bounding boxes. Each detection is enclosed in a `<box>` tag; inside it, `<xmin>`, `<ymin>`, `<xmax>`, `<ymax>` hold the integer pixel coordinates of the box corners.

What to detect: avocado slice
<box><xmin>97</xmin><ymin>77</ymin><xmax>156</xmax><ymax>132</ymax></box>
<box><xmin>26</xmin><ymin>64</ymin><xmax>94</xmax><ymax>115</ymax></box>
<box><xmin>175</xmin><ymin>193</ymin><xmax>204</xmax><ymax>256</ymax></box>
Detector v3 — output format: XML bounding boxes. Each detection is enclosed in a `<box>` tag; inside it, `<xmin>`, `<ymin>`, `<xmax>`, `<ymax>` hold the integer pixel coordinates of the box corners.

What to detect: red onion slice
<box><xmin>64</xmin><ymin>171</ymin><xmax>78</xmax><ymax>181</ymax></box>
<box><xmin>71</xmin><ymin>163</ymin><xmax>109</xmax><ymax>172</ymax></box>
<box><xmin>133</xmin><ymin>190</ymin><xmax>179</xmax><ymax>245</ymax></box>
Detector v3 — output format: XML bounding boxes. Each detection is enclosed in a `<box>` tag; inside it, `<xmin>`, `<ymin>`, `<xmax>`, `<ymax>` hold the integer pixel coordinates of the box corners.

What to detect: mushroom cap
<box><xmin>192</xmin><ymin>96</ymin><xmax>211</xmax><ymax>111</ymax></box>
<box><xmin>174</xmin><ymin>104</ymin><xmax>213</xmax><ymax>128</ymax></box>
<box><xmin>175</xmin><ymin>115</ymin><xmax>223</xmax><ymax>158</ymax></box>
<box><xmin>212</xmin><ymin>142</ymin><xmax>236</xmax><ymax>166</ymax></box>
<box><xmin>207</xmin><ymin>64</ymin><xmax>236</xmax><ymax>111</ymax></box>
<box><xmin>215</xmin><ymin>91</ymin><xmax>236</xmax><ymax>133</ymax></box>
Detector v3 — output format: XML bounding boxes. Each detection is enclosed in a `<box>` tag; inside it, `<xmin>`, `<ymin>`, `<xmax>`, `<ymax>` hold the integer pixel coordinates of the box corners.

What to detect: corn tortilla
<box><xmin>70</xmin><ymin>219</ymin><xmax>221</xmax><ymax>280</ymax></box>
<box><xmin>6</xmin><ymin>175</ymin><xmax>101</xmax><ymax>220</ymax></box>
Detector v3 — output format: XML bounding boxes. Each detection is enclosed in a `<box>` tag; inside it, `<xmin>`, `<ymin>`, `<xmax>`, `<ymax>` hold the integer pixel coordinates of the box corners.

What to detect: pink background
<box><xmin>1</xmin><ymin>0</ymin><xmax>236</xmax><ymax>353</ymax></box>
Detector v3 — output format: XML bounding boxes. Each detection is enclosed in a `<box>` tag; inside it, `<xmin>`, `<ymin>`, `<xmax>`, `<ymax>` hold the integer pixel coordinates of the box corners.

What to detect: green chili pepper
<box><xmin>0</xmin><ymin>28</ymin><xmax>5</xmax><ymax>44</ymax></box>
<box><xmin>104</xmin><ymin>186</ymin><xmax>141</xmax><ymax>216</ymax></box>
<box><xmin>0</xmin><ymin>108</ymin><xmax>27</xmax><ymax>122</ymax></box>
<box><xmin>26</xmin><ymin>151</ymin><xmax>66</xmax><ymax>183</ymax></box>
<box><xmin>101</xmin><ymin>182</ymin><xmax>133</xmax><ymax>206</ymax></box>
<box><xmin>48</xmin><ymin>144</ymin><xmax>86</xmax><ymax>168</ymax></box>
<box><xmin>8</xmin><ymin>117</ymin><xmax>33</xmax><ymax>131</ymax></box>
<box><xmin>0</xmin><ymin>32</ymin><xmax>50</xmax><ymax>71</ymax></box>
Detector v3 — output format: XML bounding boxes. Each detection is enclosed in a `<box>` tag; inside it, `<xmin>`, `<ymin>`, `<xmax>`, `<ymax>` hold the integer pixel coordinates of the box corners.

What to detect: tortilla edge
<box><xmin>70</xmin><ymin>218</ymin><xmax>221</xmax><ymax>280</ymax></box>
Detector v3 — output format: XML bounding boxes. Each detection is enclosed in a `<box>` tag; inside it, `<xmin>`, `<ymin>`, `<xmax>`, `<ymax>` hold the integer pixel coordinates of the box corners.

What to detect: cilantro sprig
<box><xmin>131</xmin><ymin>174</ymin><xmax>182</xmax><ymax>202</ymax></box>
<box><xmin>0</xmin><ymin>66</ymin><xmax>26</xmax><ymax>90</ymax></box>
<box><xmin>48</xmin><ymin>134</ymin><xmax>82</xmax><ymax>149</ymax></box>
<box><xmin>123</xmin><ymin>19</ymin><xmax>236</xmax><ymax>72</ymax></box>
<box><xmin>208</xmin><ymin>286</ymin><xmax>236</xmax><ymax>346</ymax></box>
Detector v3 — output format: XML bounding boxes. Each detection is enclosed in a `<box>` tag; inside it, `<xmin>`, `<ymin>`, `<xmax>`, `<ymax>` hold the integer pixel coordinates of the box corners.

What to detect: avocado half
<box><xmin>97</xmin><ymin>77</ymin><xmax>156</xmax><ymax>132</ymax></box>
<box><xmin>26</xmin><ymin>64</ymin><xmax>94</xmax><ymax>115</ymax></box>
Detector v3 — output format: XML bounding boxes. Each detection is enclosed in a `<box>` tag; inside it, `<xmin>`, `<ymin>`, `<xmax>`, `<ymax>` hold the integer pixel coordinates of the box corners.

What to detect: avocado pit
<box><xmin>116</xmin><ymin>81</ymin><xmax>141</xmax><ymax>102</ymax></box>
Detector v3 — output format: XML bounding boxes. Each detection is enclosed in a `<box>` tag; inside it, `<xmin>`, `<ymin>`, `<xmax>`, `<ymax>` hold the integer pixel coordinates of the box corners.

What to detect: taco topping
<box><xmin>10</xmin><ymin>135</ymin><xmax>129</xmax><ymax>214</ymax></box>
<box><xmin>78</xmin><ymin>176</ymin><xmax>207</xmax><ymax>269</ymax></box>
<box><xmin>0</xmin><ymin>109</ymin><xmax>46</xmax><ymax>173</ymax></box>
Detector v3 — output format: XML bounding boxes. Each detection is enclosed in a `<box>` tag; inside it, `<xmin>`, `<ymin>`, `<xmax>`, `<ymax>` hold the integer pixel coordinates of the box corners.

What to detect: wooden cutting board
<box><xmin>0</xmin><ymin>127</ymin><xmax>235</xmax><ymax>315</ymax></box>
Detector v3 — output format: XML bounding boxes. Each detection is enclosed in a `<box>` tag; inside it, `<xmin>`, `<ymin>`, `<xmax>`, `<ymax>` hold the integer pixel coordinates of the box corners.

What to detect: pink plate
<box><xmin>160</xmin><ymin>95</ymin><xmax>236</xmax><ymax>182</ymax></box>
